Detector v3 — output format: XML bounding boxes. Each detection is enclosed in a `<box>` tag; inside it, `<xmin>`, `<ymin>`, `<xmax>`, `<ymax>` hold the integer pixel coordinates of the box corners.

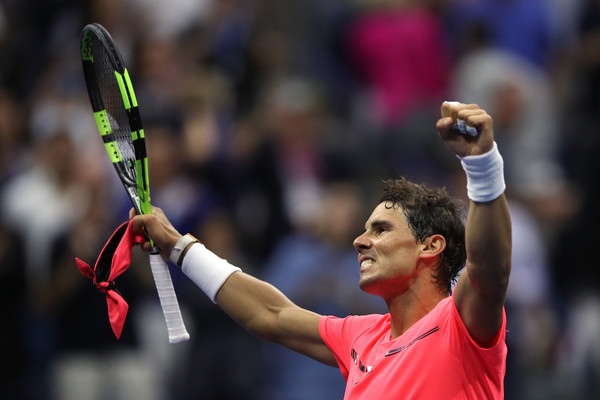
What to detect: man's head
<box><xmin>354</xmin><ymin>178</ymin><xmax>466</xmax><ymax>294</ymax></box>
<box><xmin>375</xmin><ymin>178</ymin><xmax>466</xmax><ymax>295</ymax></box>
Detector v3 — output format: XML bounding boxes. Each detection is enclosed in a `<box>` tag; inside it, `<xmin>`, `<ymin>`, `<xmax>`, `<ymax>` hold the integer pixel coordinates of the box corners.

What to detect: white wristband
<box><xmin>458</xmin><ymin>142</ymin><xmax>506</xmax><ymax>203</ymax></box>
<box><xmin>181</xmin><ymin>243</ymin><xmax>241</xmax><ymax>303</ymax></box>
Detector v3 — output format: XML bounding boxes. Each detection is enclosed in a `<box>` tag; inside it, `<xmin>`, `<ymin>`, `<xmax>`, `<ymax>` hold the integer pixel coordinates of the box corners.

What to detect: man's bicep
<box><xmin>216</xmin><ymin>272</ymin><xmax>337</xmax><ymax>366</ymax></box>
<box><xmin>453</xmin><ymin>265</ymin><xmax>507</xmax><ymax>348</ymax></box>
<box><xmin>276</xmin><ymin>306</ymin><xmax>338</xmax><ymax>367</ymax></box>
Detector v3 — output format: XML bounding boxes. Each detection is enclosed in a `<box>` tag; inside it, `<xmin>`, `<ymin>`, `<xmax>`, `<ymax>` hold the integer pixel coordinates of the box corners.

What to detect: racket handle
<box><xmin>148</xmin><ymin>253</ymin><xmax>190</xmax><ymax>344</ymax></box>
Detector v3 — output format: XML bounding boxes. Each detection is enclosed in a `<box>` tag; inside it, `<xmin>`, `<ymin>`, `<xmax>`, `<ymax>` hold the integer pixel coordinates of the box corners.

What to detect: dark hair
<box><xmin>379</xmin><ymin>178</ymin><xmax>466</xmax><ymax>294</ymax></box>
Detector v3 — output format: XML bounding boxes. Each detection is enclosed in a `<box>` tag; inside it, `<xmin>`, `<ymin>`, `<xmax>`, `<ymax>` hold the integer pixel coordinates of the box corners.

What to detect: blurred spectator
<box><xmin>548</xmin><ymin>2</ymin><xmax>600</xmax><ymax>398</ymax></box>
<box><xmin>1</xmin><ymin>48</ymin><xmax>100</xmax><ymax>287</ymax></box>
<box><xmin>0</xmin><ymin>90</ymin><xmax>29</xmax><ymax>185</ymax></box>
<box><xmin>132</xmin><ymin>37</ymin><xmax>189</xmax><ymax>120</ymax></box>
<box><xmin>554</xmin><ymin>0</ymin><xmax>600</xmax><ymax>296</ymax></box>
<box><xmin>346</xmin><ymin>0</ymin><xmax>451</xmax><ymax>127</ymax></box>
<box><xmin>222</xmin><ymin>76</ymin><xmax>353</xmax><ymax>262</ymax></box>
<box><xmin>444</xmin><ymin>0</ymin><xmax>560</xmax><ymax>70</ymax></box>
<box><xmin>451</xmin><ymin>45</ymin><xmax>578</xmax><ymax>230</ymax></box>
<box><xmin>176</xmin><ymin>210</ymin><xmax>264</xmax><ymax>400</ymax></box>
<box><xmin>0</xmin><ymin>126</ymin><xmax>87</xmax><ymax>399</ymax></box>
<box><xmin>141</xmin><ymin>116</ymin><xmax>218</xmax><ymax>236</ymax></box>
<box><xmin>84</xmin><ymin>0</ymin><xmax>140</xmax><ymax>62</ymax></box>
<box><xmin>0</xmin><ymin>128</ymin><xmax>87</xmax><ymax>291</ymax></box>
<box><xmin>554</xmin><ymin>294</ymin><xmax>600</xmax><ymax>399</ymax></box>
<box><xmin>128</xmin><ymin>0</ymin><xmax>213</xmax><ymax>40</ymax></box>
<box><xmin>503</xmin><ymin>201</ymin><xmax>561</xmax><ymax>400</ymax></box>
<box><xmin>260</xmin><ymin>77</ymin><xmax>327</xmax><ymax>230</ymax></box>
<box><xmin>248</xmin><ymin>0</ymin><xmax>358</xmax><ymax>118</ymax></box>
<box><xmin>218</xmin><ymin>114</ymin><xmax>290</xmax><ymax>263</ymax></box>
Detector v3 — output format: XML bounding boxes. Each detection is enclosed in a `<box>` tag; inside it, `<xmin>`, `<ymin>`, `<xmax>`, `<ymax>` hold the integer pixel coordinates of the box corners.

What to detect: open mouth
<box><xmin>360</xmin><ymin>258</ymin><xmax>375</xmax><ymax>272</ymax></box>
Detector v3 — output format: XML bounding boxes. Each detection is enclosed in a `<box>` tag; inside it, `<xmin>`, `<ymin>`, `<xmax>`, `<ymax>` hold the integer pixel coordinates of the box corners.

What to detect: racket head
<box><xmin>80</xmin><ymin>23</ymin><xmax>151</xmax><ymax>216</ymax></box>
<box><xmin>80</xmin><ymin>25</ymin><xmax>189</xmax><ymax>344</ymax></box>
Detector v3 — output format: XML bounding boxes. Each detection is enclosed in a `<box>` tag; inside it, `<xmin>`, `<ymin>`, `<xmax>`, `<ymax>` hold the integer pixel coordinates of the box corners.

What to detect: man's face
<box><xmin>353</xmin><ymin>202</ymin><xmax>421</xmax><ymax>299</ymax></box>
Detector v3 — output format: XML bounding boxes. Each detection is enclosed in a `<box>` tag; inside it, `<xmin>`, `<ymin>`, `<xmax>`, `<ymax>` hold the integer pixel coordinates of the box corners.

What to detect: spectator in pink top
<box><xmin>347</xmin><ymin>3</ymin><xmax>451</xmax><ymax>126</ymax></box>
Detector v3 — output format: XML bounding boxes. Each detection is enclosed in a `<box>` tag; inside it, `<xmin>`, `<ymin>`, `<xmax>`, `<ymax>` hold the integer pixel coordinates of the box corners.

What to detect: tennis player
<box><xmin>132</xmin><ymin>102</ymin><xmax>511</xmax><ymax>399</ymax></box>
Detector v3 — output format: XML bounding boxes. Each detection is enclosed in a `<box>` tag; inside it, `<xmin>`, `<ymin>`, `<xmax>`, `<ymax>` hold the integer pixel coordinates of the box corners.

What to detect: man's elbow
<box><xmin>467</xmin><ymin>257</ymin><xmax>511</xmax><ymax>297</ymax></box>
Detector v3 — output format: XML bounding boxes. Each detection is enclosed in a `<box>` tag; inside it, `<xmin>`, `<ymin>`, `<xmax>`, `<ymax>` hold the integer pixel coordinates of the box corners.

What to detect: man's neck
<box><xmin>386</xmin><ymin>286</ymin><xmax>447</xmax><ymax>339</ymax></box>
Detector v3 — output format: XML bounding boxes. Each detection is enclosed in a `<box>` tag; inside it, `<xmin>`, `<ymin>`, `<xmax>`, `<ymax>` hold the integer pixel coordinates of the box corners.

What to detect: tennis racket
<box><xmin>80</xmin><ymin>23</ymin><xmax>190</xmax><ymax>344</ymax></box>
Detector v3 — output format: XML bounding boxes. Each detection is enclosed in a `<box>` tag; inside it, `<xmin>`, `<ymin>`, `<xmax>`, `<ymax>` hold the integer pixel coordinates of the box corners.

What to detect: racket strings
<box><xmin>90</xmin><ymin>35</ymin><xmax>137</xmax><ymax>177</ymax></box>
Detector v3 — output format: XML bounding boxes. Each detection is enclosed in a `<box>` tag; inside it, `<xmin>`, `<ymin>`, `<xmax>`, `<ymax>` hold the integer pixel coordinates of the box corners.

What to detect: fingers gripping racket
<box><xmin>81</xmin><ymin>23</ymin><xmax>189</xmax><ymax>343</ymax></box>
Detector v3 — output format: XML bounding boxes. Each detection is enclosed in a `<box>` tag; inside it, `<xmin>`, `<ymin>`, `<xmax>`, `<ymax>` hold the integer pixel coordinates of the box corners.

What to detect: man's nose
<box><xmin>353</xmin><ymin>233</ymin><xmax>370</xmax><ymax>252</ymax></box>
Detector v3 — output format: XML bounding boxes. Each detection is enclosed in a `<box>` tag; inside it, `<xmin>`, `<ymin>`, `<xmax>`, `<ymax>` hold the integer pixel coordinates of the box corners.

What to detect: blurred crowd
<box><xmin>1</xmin><ymin>0</ymin><xmax>600</xmax><ymax>399</ymax></box>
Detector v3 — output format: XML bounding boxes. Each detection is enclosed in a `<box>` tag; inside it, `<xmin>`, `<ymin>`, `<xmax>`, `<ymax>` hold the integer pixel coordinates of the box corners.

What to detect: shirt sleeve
<box><xmin>319</xmin><ymin>314</ymin><xmax>385</xmax><ymax>380</ymax></box>
<box><xmin>319</xmin><ymin>315</ymin><xmax>352</xmax><ymax>379</ymax></box>
<box><xmin>447</xmin><ymin>292</ymin><xmax>508</xmax><ymax>395</ymax></box>
<box><xmin>448</xmin><ymin>290</ymin><xmax>507</xmax><ymax>351</ymax></box>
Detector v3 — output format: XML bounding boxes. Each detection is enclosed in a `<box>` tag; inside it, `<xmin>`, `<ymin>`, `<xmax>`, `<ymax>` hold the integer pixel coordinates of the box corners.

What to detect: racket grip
<box><xmin>148</xmin><ymin>253</ymin><xmax>190</xmax><ymax>344</ymax></box>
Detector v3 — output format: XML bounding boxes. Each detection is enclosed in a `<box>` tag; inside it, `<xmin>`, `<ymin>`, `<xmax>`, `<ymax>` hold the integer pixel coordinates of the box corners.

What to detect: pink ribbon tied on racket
<box><xmin>75</xmin><ymin>220</ymin><xmax>145</xmax><ymax>339</ymax></box>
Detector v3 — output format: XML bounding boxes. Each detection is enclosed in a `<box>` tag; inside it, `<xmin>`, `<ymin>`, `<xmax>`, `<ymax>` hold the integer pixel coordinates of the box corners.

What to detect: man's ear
<box><xmin>420</xmin><ymin>234</ymin><xmax>446</xmax><ymax>260</ymax></box>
